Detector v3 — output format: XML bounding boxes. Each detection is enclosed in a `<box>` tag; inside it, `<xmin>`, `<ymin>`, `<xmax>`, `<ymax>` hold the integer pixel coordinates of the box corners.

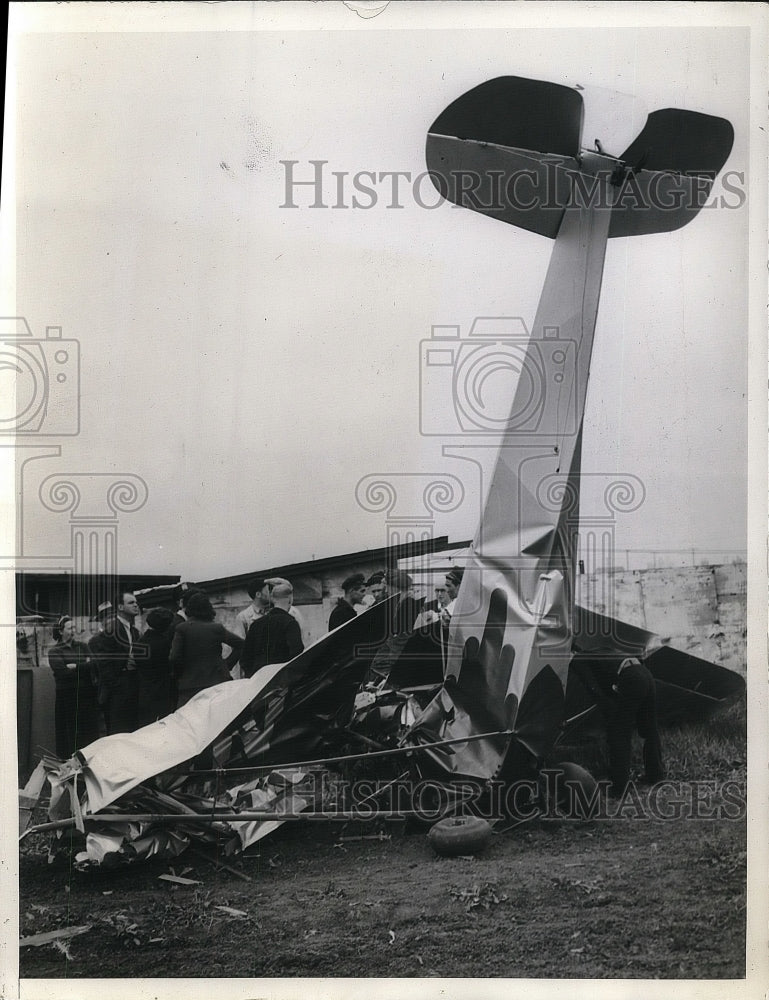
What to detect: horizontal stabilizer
<box><xmin>426</xmin><ymin>135</ymin><xmax>575</xmax><ymax>238</ymax></box>
<box><xmin>427</xmin><ymin>78</ymin><xmax>735</xmax><ymax>239</ymax></box>
<box><xmin>429</xmin><ymin>76</ymin><xmax>583</xmax><ymax>157</ymax></box>
<box><xmin>620</xmin><ymin>108</ymin><xmax>734</xmax><ymax>178</ymax></box>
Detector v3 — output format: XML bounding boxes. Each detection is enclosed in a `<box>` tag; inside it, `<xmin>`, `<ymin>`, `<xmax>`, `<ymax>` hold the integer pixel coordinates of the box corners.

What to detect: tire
<box><xmin>427</xmin><ymin>815</ymin><xmax>493</xmax><ymax>857</ymax></box>
<box><xmin>539</xmin><ymin>761</ymin><xmax>598</xmax><ymax>816</ymax></box>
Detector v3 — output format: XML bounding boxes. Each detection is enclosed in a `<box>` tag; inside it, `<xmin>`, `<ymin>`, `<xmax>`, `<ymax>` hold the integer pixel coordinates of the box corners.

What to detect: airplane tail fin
<box><xmin>427</xmin><ymin>76</ymin><xmax>735</xmax><ymax>238</ymax></box>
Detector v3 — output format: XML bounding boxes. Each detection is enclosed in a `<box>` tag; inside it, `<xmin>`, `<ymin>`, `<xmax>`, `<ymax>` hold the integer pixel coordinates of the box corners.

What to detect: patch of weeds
<box><xmin>695</xmin><ymin>837</ymin><xmax>747</xmax><ymax>881</ymax></box>
<box><xmin>553</xmin><ymin>696</ymin><xmax>747</xmax><ymax>787</ymax></box>
<box><xmin>449</xmin><ymin>881</ymin><xmax>509</xmax><ymax>914</ymax></box>
<box><xmin>663</xmin><ymin>698</ymin><xmax>746</xmax><ymax>783</ymax></box>
<box><xmin>99</xmin><ymin>911</ymin><xmax>151</xmax><ymax>948</ymax></box>
<box><xmin>551</xmin><ymin>874</ymin><xmax>603</xmax><ymax>895</ymax></box>
<box><xmin>550</xmin><ymin>874</ymin><xmax>614</xmax><ymax>907</ymax></box>
<box><xmin>50</xmin><ymin>938</ymin><xmax>75</xmax><ymax>961</ymax></box>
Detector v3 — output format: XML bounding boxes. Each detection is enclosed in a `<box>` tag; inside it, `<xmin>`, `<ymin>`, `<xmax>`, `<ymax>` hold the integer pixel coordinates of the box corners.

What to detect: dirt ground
<box><xmin>19</xmin><ymin>790</ymin><xmax>746</xmax><ymax>981</ymax></box>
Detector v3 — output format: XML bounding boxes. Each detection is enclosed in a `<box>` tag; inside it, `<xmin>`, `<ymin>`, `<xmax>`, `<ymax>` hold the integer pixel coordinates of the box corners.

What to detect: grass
<box><xmin>553</xmin><ymin>695</ymin><xmax>747</xmax><ymax>786</ymax></box>
<box><xmin>662</xmin><ymin>697</ymin><xmax>746</xmax><ymax>783</ymax></box>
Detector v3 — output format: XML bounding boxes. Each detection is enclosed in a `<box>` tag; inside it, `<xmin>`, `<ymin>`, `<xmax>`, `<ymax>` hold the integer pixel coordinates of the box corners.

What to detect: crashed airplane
<box><xmin>22</xmin><ymin>76</ymin><xmax>744</xmax><ymax>866</ymax></box>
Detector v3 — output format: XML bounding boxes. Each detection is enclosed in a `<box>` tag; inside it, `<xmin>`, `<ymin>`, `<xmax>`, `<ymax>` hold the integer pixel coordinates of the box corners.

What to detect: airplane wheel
<box><xmin>540</xmin><ymin>761</ymin><xmax>598</xmax><ymax>814</ymax></box>
<box><xmin>427</xmin><ymin>815</ymin><xmax>493</xmax><ymax>857</ymax></box>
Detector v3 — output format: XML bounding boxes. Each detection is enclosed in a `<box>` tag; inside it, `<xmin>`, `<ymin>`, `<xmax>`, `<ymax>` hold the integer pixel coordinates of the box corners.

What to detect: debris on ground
<box><xmin>449</xmin><ymin>881</ymin><xmax>509</xmax><ymax>913</ymax></box>
<box><xmin>19</xmin><ymin>925</ymin><xmax>92</xmax><ymax>948</ymax></box>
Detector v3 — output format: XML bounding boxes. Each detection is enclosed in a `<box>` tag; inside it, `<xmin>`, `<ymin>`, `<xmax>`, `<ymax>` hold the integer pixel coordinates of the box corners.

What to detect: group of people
<box><xmin>327</xmin><ymin>566</ymin><xmax>465</xmax><ymax>632</ymax></box>
<box><xmin>46</xmin><ymin>576</ymin><xmax>310</xmax><ymax>756</ymax></box>
<box><xmin>46</xmin><ymin>567</ymin><xmax>455</xmax><ymax>757</ymax></box>
<box><xmin>45</xmin><ymin>564</ymin><xmax>663</xmax><ymax>796</ymax></box>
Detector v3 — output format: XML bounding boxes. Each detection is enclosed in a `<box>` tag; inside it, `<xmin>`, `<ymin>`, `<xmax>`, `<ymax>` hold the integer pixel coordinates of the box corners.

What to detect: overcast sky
<box><xmin>7</xmin><ymin>4</ymin><xmax>759</xmax><ymax>581</ymax></box>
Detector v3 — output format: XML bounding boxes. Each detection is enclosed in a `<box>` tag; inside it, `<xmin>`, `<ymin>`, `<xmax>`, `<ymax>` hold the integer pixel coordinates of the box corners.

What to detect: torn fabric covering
<box><xmin>68</xmin><ymin>597</ymin><xmax>392</xmax><ymax>814</ymax></box>
<box><xmin>66</xmin><ymin>769</ymin><xmax>321</xmax><ymax>868</ymax></box>
<box><xmin>19</xmin><ymin>761</ymin><xmax>47</xmax><ymax>836</ymax></box>
<box><xmin>78</xmin><ymin>664</ymin><xmax>286</xmax><ymax>814</ymax></box>
<box><xmin>39</xmin><ymin>598</ymin><xmax>393</xmax><ymax>868</ymax></box>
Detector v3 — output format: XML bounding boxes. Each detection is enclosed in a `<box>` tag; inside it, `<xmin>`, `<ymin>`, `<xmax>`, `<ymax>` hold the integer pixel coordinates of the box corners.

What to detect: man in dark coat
<box><xmin>136</xmin><ymin>606</ymin><xmax>175</xmax><ymax>727</ymax></box>
<box><xmin>88</xmin><ymin>589</ymin><xmax>143</xmax><ymax>735</ymax></box>
<box><xmin>368</xmin><ymin>569</ymin><xmax>423</xmax><ymax>678</ymax></box>
<box><xmin>328</xmin><ymin>573</ymin><xmax>366</xmax><ymax>631</ymax></box>
<box><xmin>241</xmin><ymin>581</ymin><xmax>304</xmax><ymax>677</ymax></box>
<box><xmin>571</xmin><ymin>652</ymin><xmax>665</xmax><ymax>796</ymax></box>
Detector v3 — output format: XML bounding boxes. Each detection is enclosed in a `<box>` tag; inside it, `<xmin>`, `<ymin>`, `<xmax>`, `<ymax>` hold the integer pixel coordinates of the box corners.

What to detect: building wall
<box><xmin>206</xmin><ymin>560</ymin><xmax>747</xmax><ymax>675</ymax></box>
<box><xmin>575</xmin><ymin>562</ymin><xmax>747</xmax><ymax>675</ymax></box>
<box><xmin>204</xmin><ymin>556</ymin><xmax>392</xmax><ymax>648</ymax></box>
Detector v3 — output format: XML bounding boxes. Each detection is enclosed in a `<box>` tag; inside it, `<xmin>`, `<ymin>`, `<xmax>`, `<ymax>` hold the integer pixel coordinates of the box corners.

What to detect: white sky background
<box><xmin>8</xmin><ymin>8</ymin><xmax>755</xmax><ymax>581</ymax></box>
<box><xmin>3</xmin><ymin>6</ymin><xmax>769</xmax><ymax>1000</ymax></box>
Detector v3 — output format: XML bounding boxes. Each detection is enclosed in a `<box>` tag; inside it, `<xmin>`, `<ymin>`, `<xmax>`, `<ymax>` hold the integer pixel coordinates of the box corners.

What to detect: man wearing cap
<box><xmin>233</xmin><ymin>578</ymin><xmax>270</xmax><ymax>640</ymax></box>
<box><xmin>571</xmin><ymin>652</ymin><xmax>665</xmax><ymax>797</ymax></box>
<box><xmin>369</xmin><ymin>569</ymin><xmax>422</xmax><ymax>677</ymax></box>
<box><xmin>329</xmin><ymin>574</ymin><xmax>367</xmax><ymax>631</ymax></box>
<box><xmin>387</xmin><ymin>569</ymin><xmax>422</xmax><ymax>635</ymax></box>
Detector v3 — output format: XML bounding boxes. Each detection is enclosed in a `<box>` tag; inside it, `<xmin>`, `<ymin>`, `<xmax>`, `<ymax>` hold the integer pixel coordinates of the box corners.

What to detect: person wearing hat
<box><xmin>47</xmin><ymin>616</ymin><xmax>100</xmax><ymax>757</ymax></box>
<box><xmin>136</xmin><ymin>607</ymin><xmax>176</xmax><ymax>727</ymax></box>
<box><xmin>570</xmin><ymin>651</ymin><xmax>665</xmax><ymax>797</ymax></box>
<box><xmin>368</xmin><ymin>569</ymin><xmax>423</xmax><ymax>678</ymax></box>
<box><xmin>329</xmin><ymin>573</ymin><xmax>367</xmax><ymax>631</ymax></box>
<box><xmin>93</xmin><ymin>600</ymin><xmax>113</xmax><ymax>632</ymax></box>
<box><xmin>171</xmin><ymin>582</ymin><xmax>203</xmax><ymax>633</ymax></box>
<box><xmin>386</xmin><ymin>569</ymin><xmax>422</xmax><ymax>634</ymax></box>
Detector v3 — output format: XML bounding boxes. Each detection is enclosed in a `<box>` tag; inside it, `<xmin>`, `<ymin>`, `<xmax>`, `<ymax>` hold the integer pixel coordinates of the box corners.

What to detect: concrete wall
<box><xmin>206</xmin><ymin>560</ymin><xmax>748</xmax><ymax>674</ymax></box>
<box><xmin>575</xmin><ymin>562</ymin><xmax>747</xmax><ymax>675</ymax></box>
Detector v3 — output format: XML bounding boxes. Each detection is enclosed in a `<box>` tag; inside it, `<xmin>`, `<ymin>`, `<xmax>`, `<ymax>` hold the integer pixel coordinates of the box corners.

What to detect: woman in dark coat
<box><xmin>136</xmin><ymin>607</ymin><xmax>176</xmax><ymax>727</ymax></box>
<box><xmin>169</xmin><ymin>592</ymin><xmax>243</xmax><ymax>708</ymax></box>
<box><xmin>47</xmin><ymin>616</ymin><xmax>100</xmax><ymax>758</ymax></box>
